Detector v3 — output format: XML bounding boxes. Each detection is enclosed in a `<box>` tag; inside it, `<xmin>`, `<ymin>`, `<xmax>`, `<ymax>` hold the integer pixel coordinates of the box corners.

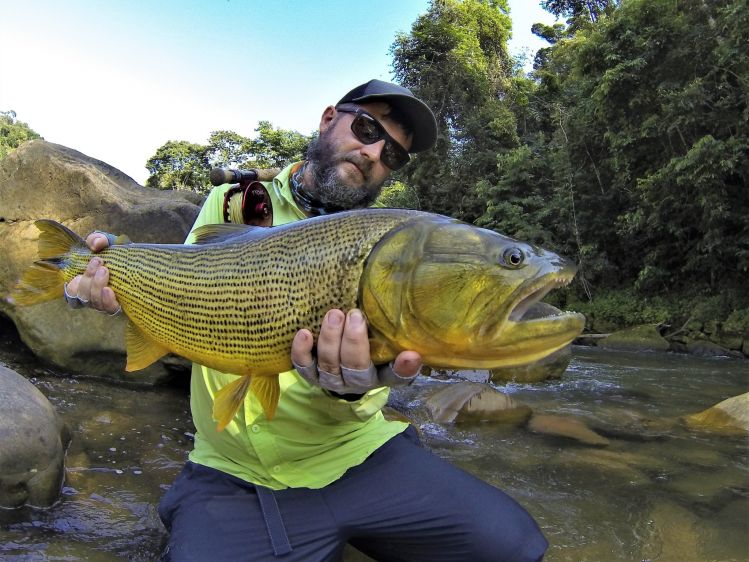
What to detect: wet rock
<box><xmin>527</xmin><ymin>414</ymin><xmax>610</xmax><ymax>446</ymax></box>
<box><xmin>640</xmin><ymin>499</ymin><xmax>703</xmax><ymax>562</ymax></box>
<box><xmin>685</xmin><ymin>339</ymin><xmax>742</xmax><ymax>358</ymax></box>
<box><xmin>547</xmin><ymin>448</ymin><xmax>651</xmax><ymax>485</ymax></box>
<box><xmin>683</xmin><ymin>392</ymin><xmax>749</xmax><ymax>434</ymax></box>
<box><xmin>0</xmin><ymin>140</ymin><xmax>201</xmax><ymax>384</ymax></box>
<box><xmin>598</xmin><ymin>324</ymin><xmax>670</xmax><ymax>352</ymax></box>
<box><xmin>424</xmin><ymin>382</ymin><xmax>532</xmax><ymax>424</ymax></box>
<box><xmin>0</xmin><ymin>364</ymin><xmax>71</xmax><ymax>508</ymax></box>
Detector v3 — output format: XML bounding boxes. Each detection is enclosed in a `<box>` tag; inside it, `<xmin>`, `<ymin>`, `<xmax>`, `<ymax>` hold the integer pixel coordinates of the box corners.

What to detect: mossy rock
<box><xmin>490</xmin><ymin>346</ymin><xmax>572</xmax><ymax>383</ymax></box>
<box><xmin>598</xmin><ymin>324</ymin><xmax>670</xmax><ymax>352</ymax></box>
<box><xmin>685</xmin><ymin>339</ymin><xmax>743</xmax><ymax>358</ymax></box>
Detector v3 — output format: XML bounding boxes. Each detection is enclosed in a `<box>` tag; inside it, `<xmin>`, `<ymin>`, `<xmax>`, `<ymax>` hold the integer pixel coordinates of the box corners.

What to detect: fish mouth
<box><xmin>476</xmin><ymin>266</ymin><xmax>585</xmax><ymax>358</ymax></box>
<box><xmin>508</xmin><ymin>273</ymin><xmax>572</xmax><ymax>322</ymax></box>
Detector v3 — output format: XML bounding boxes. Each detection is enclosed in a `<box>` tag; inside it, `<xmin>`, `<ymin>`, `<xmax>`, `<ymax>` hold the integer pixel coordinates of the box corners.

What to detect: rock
<box><xmin>640</xmin><ymin>500</ymin><xmax>703</xmax><ymax>562</ymax></box>
<box><xmin>0</xmin><ymin>140</ymin><xmax>201</xmax><ymax>383</ymax></box>
<box><xmin>424</xmin><ymin>382</ymin><xmax>532</xmax><ymax>424</ymax></box>
<box><xmin>685</xmin><ymin>339</ymin><xmax>742</xmax><ymax>358</ymax></box>
<box><xmin>527</xmin><ymin>414</ymin><xmax>610</xmax><ymax>446</ymax></box>
<box><xmin>0</xmin><ymin>364</ymin><xmax>71</xmax><ymax>508</ymax></box>
<box><xmin>683</xmin><ymin>392</ymin><xmax>749</xmax><ymax>434</ymax></box>
<box><xmin>598</xmin><ymin>324</ymin><xmax>670</xmax><ymax>352</ymax></box>
<box><xmin>490</xmin><ymin>346</ymin><xmax>572</xmax><ymax>383</ymax></box>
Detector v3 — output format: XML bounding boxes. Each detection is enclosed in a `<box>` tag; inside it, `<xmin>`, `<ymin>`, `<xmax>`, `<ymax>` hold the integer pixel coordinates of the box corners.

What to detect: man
<box><xmin>66</xmin><ymin>80</ymin><xmax>548</xmax><ymax>561</ymax></box>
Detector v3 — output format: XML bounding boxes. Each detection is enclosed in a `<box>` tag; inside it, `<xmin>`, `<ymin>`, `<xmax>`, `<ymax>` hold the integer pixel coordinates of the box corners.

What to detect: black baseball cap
<box><xmin>337</xmin><ymin>79</ymin><xmax>438</xmax><ymax>153</ymax></box>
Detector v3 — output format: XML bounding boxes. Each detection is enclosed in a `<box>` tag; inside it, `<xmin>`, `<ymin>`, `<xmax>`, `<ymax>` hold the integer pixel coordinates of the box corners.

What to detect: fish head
<box><xmin>362</xmin><ymin>215</ymin><xmax>586</xmax><ymax>369</ymax></box>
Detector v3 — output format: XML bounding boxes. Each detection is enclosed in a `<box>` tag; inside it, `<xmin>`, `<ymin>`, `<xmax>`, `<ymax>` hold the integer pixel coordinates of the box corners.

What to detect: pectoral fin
<box><xmin>124</xmin><ymin>320</ymin><xmax>169</xmax><ymax>371</ymax></box>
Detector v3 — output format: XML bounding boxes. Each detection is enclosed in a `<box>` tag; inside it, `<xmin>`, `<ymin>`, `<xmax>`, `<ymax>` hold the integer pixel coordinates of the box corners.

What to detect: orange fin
<box><xmin>213</xmin><ymin>375</ymin><xmax>252</xmax><ymax>431</ymax></box>
<box><xmin>250</xmin><ymin>376</ymin><xmax>281</xmax><ymax>421</ymax></box>
<box><xmin>124</xmin><ymin>319</ymin><xmax>169</xmax><ymax>371</ymax></box>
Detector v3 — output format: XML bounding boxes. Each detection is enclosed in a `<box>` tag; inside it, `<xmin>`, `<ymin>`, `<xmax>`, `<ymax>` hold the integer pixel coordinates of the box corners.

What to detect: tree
<box><xmin>390</xmin><ymin>0</ymin><xmax>517</xmax><ymax>220</ymax></box>
<box><xmin>531</xmin><ymin>0</ymin><xmax>749</xmax><ymax>295</ymax></box>
<box><xmin>0</xmin><ymin>111</ymin><xmax>41</xmax><ymax>160</ymax></box>
<box><xmin>146</xmin><ymin>124</ymin><xmax>312</xmax><ymax>194</ymax></box>
<box><xmin>145</xmin><ymin>141</ymin><xmax>210</xmax><ymax>192</ymax></box>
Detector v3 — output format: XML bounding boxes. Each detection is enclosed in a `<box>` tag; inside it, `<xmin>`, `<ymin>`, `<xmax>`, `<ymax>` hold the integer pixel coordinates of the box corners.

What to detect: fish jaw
<box><xmin>420</xmin><ymin>268</ymin><xmax>586</xmax><ymax>370</ymax></box>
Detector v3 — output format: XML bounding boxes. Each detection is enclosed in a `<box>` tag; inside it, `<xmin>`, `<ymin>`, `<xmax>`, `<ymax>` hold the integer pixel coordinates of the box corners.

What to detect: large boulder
<box><xmin>598</xmin><ymin>324</ymin><xmax>670</xmax><ymax>352</ymax></box>
<box><xmin>0</xmin><ymin>364</ymin><xmax>71</xmax><ymax>508</ymax></box>
<box><xmin>683</xmin><ymin>392</ymin><xmax>749</xmax><ymax>434</ymax></box>
<box><xmin>0</xmin><ymin>140</ymin><xmax>202</xmax><ymax>383</ymax></box>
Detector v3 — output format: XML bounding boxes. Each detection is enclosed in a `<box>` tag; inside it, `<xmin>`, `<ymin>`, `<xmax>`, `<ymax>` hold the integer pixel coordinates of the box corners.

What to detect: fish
<box><xmin>11</xmin><ymin>209</ymin><xmax>585</xmax><ymax>430</ymax></box>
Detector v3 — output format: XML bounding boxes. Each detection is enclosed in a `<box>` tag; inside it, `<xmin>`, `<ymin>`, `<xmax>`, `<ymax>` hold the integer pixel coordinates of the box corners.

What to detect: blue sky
<box><xmin>0</xmin><ymin>1</ymin><xmax>556</xmax><ymax>184</ymax></box>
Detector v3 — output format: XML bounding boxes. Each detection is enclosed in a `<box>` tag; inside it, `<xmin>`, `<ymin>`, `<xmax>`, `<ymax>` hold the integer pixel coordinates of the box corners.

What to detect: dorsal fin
<box><xmin>191</xmin><ymin>223</ymin><xmax>265</xmax><ymax>245</ymax></box>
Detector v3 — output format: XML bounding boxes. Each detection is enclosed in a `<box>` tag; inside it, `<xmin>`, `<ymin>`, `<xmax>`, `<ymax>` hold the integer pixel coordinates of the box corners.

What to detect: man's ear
<box><xmin>319</xmin><ymin>105</ymin><xmax>336</xmax><ymax>133</ymax></box>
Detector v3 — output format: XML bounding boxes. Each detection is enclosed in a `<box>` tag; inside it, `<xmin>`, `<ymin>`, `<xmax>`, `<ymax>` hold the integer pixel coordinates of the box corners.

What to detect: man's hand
<box><xmin>291</xmin><ymin>308</ymin><xmax>421</xmax><ymax>395</ymax></box>
<box><xmin>63</xmin><ymin>232</ymin><xmax>121</xmax><ymax>315</ymax></box>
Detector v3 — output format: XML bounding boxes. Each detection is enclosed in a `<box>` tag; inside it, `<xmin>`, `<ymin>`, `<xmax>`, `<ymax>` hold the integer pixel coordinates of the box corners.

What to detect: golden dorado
<box><xmin>11</xmin><ymin>209</ymin><xmax>585</xmax><ymax>430</ymax></box>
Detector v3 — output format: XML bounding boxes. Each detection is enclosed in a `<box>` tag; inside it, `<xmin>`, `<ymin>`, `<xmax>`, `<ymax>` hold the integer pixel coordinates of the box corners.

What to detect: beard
<box><xmin>305</xmin><ymin>129</ymin><xmax>385</xmax><ymax>210</ymax></box>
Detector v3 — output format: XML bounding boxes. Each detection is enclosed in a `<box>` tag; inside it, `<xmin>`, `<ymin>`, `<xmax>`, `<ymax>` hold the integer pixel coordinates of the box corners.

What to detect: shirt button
<box><xmin>251</xmin><ymin>425</ymin><xmax>260</xmax><ymax>433</ymax></box>
<box><xmin>272</xmin><ymin>465</ymin><xmax>281</xmax><ymax>473</ymax></box>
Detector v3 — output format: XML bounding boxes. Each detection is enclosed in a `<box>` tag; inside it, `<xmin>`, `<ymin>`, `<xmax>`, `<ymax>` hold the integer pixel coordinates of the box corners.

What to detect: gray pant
<box><xmin>158</xmin><ymin>427</ymin><xmax>547</xmax><ymax>562</ymax></box>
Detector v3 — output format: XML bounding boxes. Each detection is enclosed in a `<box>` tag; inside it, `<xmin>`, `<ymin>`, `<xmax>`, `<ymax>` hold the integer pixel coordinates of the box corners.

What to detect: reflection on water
<box><xmin>1</xmin><ymin>319</ymin><xmax>747</xmax><ymax>561</ymax></box>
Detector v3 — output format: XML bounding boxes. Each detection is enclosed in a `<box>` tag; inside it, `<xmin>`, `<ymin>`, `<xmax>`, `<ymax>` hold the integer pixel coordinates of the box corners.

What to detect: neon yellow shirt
<box><xmin>186</xmin><ymin>163</ymin><xmax>408</xmax><ymax>490</ymax></box>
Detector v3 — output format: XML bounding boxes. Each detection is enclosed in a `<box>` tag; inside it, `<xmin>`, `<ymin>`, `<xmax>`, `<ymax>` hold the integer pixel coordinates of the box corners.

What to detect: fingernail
<box><xmin>95</xmin><ymin>268</ymin><xmax>106</xmax><ymax>279</ymax></box>
<box><xmin>348</xmin><ymin>309</ymin><xmax>363</xmax><ymax>326</ymax></box>
<box><xmin>326</xmin><ymin>310</ymin><xmax>342</xmax><ymax>326</ymax></box>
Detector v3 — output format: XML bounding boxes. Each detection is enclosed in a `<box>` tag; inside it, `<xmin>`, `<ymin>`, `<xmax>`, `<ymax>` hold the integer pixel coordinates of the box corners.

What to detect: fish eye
<box><xmin>501</xmin><ymin>247</ymin><xmax>525</xmax><ymax>268</ymax></box>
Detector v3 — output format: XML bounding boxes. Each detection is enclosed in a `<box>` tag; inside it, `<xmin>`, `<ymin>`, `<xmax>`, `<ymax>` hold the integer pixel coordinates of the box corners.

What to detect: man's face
<box><xmin>306</xmin><ymin>101</ymin><xmax>413</xmax><ymax>210</ymax></box>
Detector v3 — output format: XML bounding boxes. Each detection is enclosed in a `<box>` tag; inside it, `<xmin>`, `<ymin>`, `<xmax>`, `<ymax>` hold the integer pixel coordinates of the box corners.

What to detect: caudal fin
<box><xmin>212</xmin><ymin>374</ymin><xmax>281</xmax><ymax>431</ymax></box>
<box><xmin>11</xmin><ymin>220</ymin><xmax>86</xmax><ymax>306</ymax></box>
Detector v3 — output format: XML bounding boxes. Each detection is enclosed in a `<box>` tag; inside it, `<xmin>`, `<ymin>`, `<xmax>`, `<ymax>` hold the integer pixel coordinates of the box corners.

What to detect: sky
<box><xmin>0</xmin><ymin>1</ymin><xmax>556</xmax><ymax>185</ymax></box>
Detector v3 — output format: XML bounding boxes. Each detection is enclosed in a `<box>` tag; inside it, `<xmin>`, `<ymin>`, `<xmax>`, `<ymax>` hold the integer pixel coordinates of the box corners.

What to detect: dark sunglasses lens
<box><xmin>382</xmin><ymin>143</ymin><xmax>409</xmax><ymax>170</ymax></box>
<box><xmin>351</xmin><ymin>114</ymin><xmax>381</xmax><ymax>144</ymax></box>
<box><xmin>351</xmin><ymin>113</ymin><xmax>409</xmax><ymax>170</ymax></box>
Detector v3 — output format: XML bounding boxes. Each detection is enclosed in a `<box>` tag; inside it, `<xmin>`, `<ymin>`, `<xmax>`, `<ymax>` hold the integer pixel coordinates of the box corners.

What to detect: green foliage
<box><xmin>568</xmin><ymin>288</ymin><xmax>680</xmax><ymax>330</ymax></box>
<box><xmin>0</xmin><ymin>110</ymin><xmax>41</xmax><ymax>160</ymax></box>
<box><xmin>145</xmin><ymin>140</ymin><xmax>210</xmax><ymax>192</ymax></box>
<box><xmin>724</xmin><ymin>309</ymin><xmax>749</xmax><ymax>337</ymax></box>
<box><xmin>526</xmin><ymin>0</ymin><xmax>749</xmax><ymax>299</ymax></box>
<box><xmin>146</xmin><ymin>124</ymin><xmax>312</xmax><ymax>194</ymax></box>
<box><xmin>390</xmin><ymin>0</ymin><xmax>516</xmax><ymax>221</ymax></box>
<box><xmin>374</xmin><ymin>181</ymin><xmax>421</xmax><ymax>209</ymax></box>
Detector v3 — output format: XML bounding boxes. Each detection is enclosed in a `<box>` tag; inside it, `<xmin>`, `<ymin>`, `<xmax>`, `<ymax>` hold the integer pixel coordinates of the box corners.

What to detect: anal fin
<box><xmin>213</xmin><ymin>375</ymin><xmax>252</xmax><ymax>431</ymax></box>
<box><xmin>250</xmin><ymin>376</ymin><xmax>281</xmax><ymax>421</ymax></box>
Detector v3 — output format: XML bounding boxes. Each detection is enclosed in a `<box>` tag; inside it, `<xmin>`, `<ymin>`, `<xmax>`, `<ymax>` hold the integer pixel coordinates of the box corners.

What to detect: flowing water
<box><xmin>0</xmin><ymin>318</ymin><xmax>747</xmax><ymax>561</ymax></box>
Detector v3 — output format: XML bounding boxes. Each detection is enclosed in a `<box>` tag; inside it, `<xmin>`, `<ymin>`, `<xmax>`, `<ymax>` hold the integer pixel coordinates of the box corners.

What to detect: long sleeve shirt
<box><xmin>186</xmin><ymin>163</ymin><xmax>408</xmax><ymax>489</ymax></box>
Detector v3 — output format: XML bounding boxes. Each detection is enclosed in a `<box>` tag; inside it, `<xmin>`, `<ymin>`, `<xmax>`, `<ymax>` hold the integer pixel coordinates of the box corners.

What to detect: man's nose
<box><xmin>358</xmin><ymin>139</ymin><xmax>386</xmax><ymax>162</ymax></box>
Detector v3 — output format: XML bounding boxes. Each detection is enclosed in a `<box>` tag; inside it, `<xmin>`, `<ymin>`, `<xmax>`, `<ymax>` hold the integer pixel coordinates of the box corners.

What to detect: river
<box><xmin>1</xmin><ymin>318</ymin><xmax>747</xmax><ymax>561</ymax></box>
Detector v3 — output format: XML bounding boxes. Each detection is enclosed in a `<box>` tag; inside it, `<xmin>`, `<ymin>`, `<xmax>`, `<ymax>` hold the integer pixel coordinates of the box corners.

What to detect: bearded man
<box><xmin>66</xmin><ymin>80</ymin><xmax>548</xmax><ymax>562</ymax></box>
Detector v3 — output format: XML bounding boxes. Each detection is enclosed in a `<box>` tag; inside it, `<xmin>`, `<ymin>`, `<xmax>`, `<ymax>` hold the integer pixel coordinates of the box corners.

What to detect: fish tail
<box><xmin>10</xmin><ymin>220</ymin><xmax>88</xmax><ymax>306</ymax></box>
<box><xmin>213</xmin><ymin>374</ymin><xmax>281</xmax><ymax>431</ymax></box>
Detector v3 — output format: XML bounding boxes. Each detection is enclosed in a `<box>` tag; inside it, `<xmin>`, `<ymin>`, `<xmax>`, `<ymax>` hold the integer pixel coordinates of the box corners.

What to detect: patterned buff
<box><xmin>290</xmin><ymin>162</ymin><xmax>344</xmax><ymax>216</ymax></box>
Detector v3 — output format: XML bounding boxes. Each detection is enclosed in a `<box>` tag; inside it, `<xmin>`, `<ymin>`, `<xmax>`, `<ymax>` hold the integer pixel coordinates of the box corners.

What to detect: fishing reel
<box><xmin>211</xmin><ymin>168</ymin><xmax>279</xmax><ymax>227</ymax></box>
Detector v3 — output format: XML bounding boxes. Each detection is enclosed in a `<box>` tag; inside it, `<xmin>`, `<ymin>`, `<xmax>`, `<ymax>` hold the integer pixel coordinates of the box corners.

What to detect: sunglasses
<box><xmin>335</xmin><ymin>107</ymin><xmax>410</xmax><ymax>171</ymax></box>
